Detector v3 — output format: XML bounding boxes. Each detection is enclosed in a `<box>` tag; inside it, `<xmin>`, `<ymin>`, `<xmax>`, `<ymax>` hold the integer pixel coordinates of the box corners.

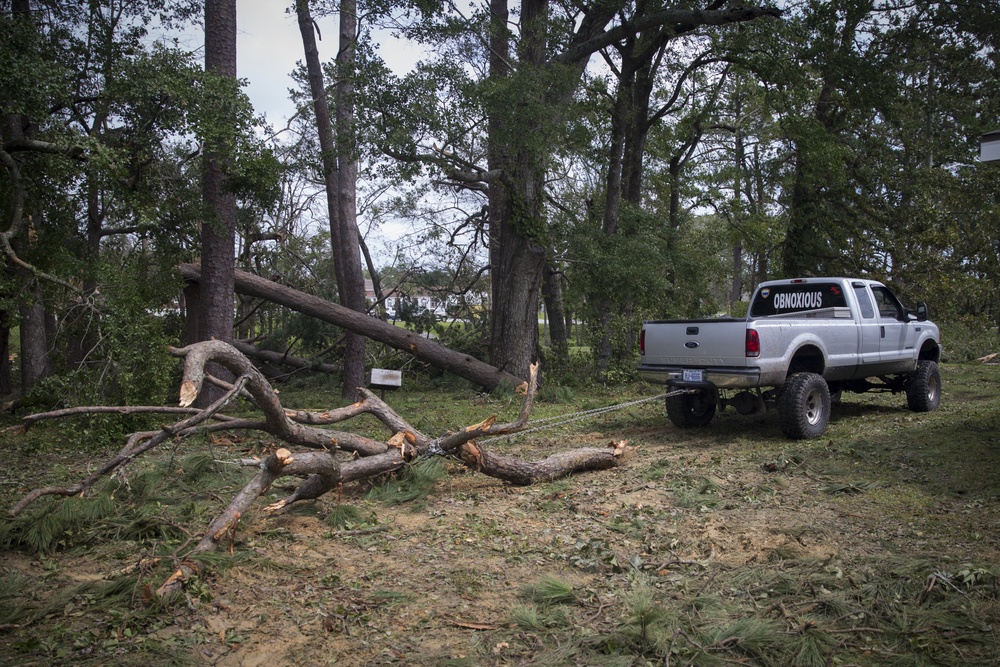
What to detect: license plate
<box><xmin>682</xmin><ymin>369</ymin><xmax>704</xmax><ymax>382</ymax></box>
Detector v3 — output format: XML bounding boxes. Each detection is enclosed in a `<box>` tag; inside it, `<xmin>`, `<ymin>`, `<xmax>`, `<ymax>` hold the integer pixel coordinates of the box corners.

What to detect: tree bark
<box><xmin>0</xmin><ymin>309</ymin><xmax>11</xmax><ymax>395</ymax></box>
<box><xmin>335</xmin><ymin>0</ymin><xmax>367</xmax><ymax>399</ymax></box>
<box><xmin>296</xmin><ymin>0</ymin><xmax>367</xmax><ymax>399</ymax></box>
<box><xmin>198</xmin><ymin>0</ymin><xmax>239</xmax><ymax>405</ymax></box>
<box><xmin>541</xmin><ymin>260</ymin><xmax>568</xmax><ymax>362</ymax></box>
<box><xmin>730</xmin><ymin>113</ymin><xmax>745</xmax><ymax>308</ymax></box>
<box><xmin>178</xmin><ymin>263</ymin><xmax>525</xmax><ymax>390</ymax></box>
<box><xmin>487</xmin><ymin>0</ymin><xmax>549</xmax><ymax>380</ymax></box>
<box><xmin>18</xmin><ymin>280</ymin><xmax>50</xmax><ymax>394</ymax></box>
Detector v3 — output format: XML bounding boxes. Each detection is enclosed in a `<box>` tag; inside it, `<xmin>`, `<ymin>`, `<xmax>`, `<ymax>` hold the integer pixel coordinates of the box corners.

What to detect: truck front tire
<box><xmin>666</xmin><ymin>389</ymin><xmax>716</xmax><ymax>428</ymax></box>
<box><xmin>906</xmin><ymin>360</ymin><xmax>941</xmax><ymax>412</ymax></box>
<box><xmin>778</xmin><ymin>372</ymin><xmax>831</xmax><ymax>439</ymax></box>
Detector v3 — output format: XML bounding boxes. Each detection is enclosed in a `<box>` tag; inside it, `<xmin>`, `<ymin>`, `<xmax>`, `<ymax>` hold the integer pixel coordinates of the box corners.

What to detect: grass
<box><xmin>0</xmin><ymin>363</ymin><xmax>998</xmax><ymax>665</ymax></box>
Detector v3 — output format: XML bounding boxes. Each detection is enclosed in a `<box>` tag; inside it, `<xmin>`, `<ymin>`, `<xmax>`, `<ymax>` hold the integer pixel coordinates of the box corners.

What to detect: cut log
<box><xmin>456</xmin><ymin>440</ymin><xmax>630</xmax><ymax>485</ymax></box>
<box><xmin>178</xmin><ymin>263</ymin><xmax>524</xmax><ymax>390</ymax></box>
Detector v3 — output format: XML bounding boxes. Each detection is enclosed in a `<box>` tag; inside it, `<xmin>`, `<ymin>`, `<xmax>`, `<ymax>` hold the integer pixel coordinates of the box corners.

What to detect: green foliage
<box><xmin>364</xmin><ymin>456</ymin><xmax>449</xmax><ymax>506</ymax></box>
<box><xmin>621</xmin><ymin>577</ymin><xmax>673</xmax><ymax>649</ymax></box>
<box><xmin>2</xmin><ymin>493</ymin><xmax>116</xmax><ymax>554</ymax></box>
<box><xmin>938</xmin><ymin>319</ymin><xmax>1000</xmax><ymax>363</ymax></box>
<box><xmin>25</xmin><ymin>261</ymin><xmax>179</xmax><ymax>443</ymax></box>
<box><xmin>520</xmin><ymin>575</ymin><xmax>576</xmax><ymax>606</ymax></box>
<box><xmin>509</xmin><ymin>602</ymin><xmax>547</xmax><ymax>631</ymax></box>
<box><xmin>325</xmin><ymin>504</ymin><xmax>371</xmax><ymax>529</ymax></box>
<box><xmin>396</xmin><ymin>298</ymin><xmax>442</xmax><ymax>338</ymax></box>
<box><xmin>0</xmin><ymin>570</ymin><xmax>31</xmax><ymax>625</ymax></box>
<box><xmin>539</xmin><ymin>350</ymin><xmax>595</xmax><ymax>389</ymax></box>
<box><xmin>570</xmin><ymin>205</ymin><xmax>670</xmax><ymax>314</ymax></box>
<box><xmin>178</xmin><ymin>452</ymin><xmax>216</xmax><ymax>484</ymax></box>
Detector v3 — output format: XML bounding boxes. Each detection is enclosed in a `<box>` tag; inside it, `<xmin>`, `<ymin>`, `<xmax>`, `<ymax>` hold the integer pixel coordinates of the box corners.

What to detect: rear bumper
<box><xmin>637</xmin><ymin>365</ymin><xmax>761</xmax><ymax>389</ymax></box>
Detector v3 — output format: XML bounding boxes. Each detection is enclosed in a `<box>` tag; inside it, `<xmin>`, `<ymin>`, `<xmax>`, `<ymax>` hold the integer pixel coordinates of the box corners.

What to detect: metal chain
<box><xmin>479</xmin><ymin>388</ymin><xmax>691</xmax><ymax>445</ymax></box>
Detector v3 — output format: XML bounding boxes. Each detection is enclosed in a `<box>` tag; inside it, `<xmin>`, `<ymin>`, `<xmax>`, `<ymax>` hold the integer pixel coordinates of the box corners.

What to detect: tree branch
<box><xmin>554</xmin><ymin>6</ymin><xmax>782</xmax><ymax>66</ymax></box>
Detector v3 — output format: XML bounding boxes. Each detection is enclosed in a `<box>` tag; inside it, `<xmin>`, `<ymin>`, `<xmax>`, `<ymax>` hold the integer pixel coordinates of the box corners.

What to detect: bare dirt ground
<box><xmin>2</xmin><ymin>364</ymin><xmax>1000</xmax><ymax>666</ymax></box>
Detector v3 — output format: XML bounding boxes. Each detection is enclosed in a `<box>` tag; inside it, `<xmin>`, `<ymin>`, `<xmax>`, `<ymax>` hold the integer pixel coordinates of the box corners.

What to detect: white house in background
<box><xmin>363</xmin><ymin>278</ymin><xmax>488</xmax><ymax>319</ymax></box>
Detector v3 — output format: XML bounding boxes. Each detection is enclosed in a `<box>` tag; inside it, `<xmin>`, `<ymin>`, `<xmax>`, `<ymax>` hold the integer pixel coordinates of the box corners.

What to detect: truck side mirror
<box><xmin>914</xmin><ymin>302</ymin><xmax>929</xmax><ymax>322</ymax></box>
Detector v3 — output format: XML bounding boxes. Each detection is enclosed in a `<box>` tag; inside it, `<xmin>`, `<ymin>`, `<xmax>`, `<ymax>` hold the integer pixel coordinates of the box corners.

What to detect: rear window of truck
<box><xmin>750</xmin><ymin>283</ymin><xmax>848</xmax><ymax>317</ymax></box>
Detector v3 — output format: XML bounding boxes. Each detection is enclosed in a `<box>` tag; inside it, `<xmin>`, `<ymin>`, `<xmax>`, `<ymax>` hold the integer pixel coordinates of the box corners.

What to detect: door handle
<box><xmin>880</xmin><ymin>326</ymin><xmax>885</xmax><ymax>338</ymax></box>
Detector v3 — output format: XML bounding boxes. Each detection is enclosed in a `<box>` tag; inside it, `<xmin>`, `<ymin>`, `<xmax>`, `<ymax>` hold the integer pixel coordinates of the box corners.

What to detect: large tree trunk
<box><xmin>198</xmin><ymin>0</ymin><xmax>239</xmax><ymax>405</ymax></box>
<box><xmin>487</xmin><ymin>0</ymin><xmax>549</xmax><ymax>380</ymax></box>
<box><xmin>541</xmin><ymin>260</ymin><xmax>568</xmax><ymax>362</ymax></box>
<box><xmin>18</xmin><ymin>280</ymin><xmax>50</xmax><ymax>394</ymax></box>
<box><xmin>491</xmin><ymin>214</ymin><xmax>545</xmax><ymax>378</ymax></box>
<box><xmin>334</xmin><ymin>0</ymin><xmax>367</xmax><ymax>399</ymax></box>
<box><xmin>730</xmin><ymin>116</ymin><xmax>745</xmax><ymax>308</ymax></box>
<box><xmin>296</xmin><ymin>0</ymin><xmax>366</xmax><ymax>399</ymax></box>
<box><xmin>178</xmin><ymin>263</ymin><xmax>525</xmax><ymax>390</ymax></box>
<box><xmin>486</xmin><ymin>0</ymin><xmax>518</xmax><ymax>377</ymax></box>
<box><xmin>67</xmin><ymin>174</ymin><xmax>106</xmax><ymax>369</ymax></box>
<box><xmin>0</xmin><ymin>309</ymin><xmax>11</xmax><ymax>395</ymax></box>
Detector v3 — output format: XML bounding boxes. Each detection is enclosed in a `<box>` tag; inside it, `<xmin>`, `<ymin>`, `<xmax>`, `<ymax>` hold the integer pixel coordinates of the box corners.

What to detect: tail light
<box><xmin>640</xmin><ymin>329</ymin><xmax>645</xmax><ymax>355</ymax></box>
<box><xmin>746</xmin><ymin>329</ymin><xmax>760</xmax><ymax>357</ymax></box>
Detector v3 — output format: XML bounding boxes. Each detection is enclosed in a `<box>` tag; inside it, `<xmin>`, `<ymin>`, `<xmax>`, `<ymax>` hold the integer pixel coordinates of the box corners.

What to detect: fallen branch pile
<box><xmin>9</xmin><ymin>340</ymin><xmax>628</xmax><ymax>599</ymax></box>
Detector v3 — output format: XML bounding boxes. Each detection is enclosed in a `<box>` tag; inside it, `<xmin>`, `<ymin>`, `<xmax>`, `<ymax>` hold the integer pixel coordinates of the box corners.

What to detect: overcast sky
<box><xmin>236</xmin><ymin>3</ymin><xmax>302</xmax><ymax>124</ymax></box>
<box><xmin>235</xmin><ymin>3</ymin><xmax>419</xmax><ymax>126</ymax></box>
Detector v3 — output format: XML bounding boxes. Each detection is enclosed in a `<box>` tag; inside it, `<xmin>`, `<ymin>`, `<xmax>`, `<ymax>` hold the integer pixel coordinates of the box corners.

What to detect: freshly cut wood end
<box><xmin>515</xmin><ymin>381</ymin><xmax>529</xmax><ymax>396</ymax></box>
<box><xmin>275</xmin><ymin>448</ymin><xmax>294</xmax><ymax>464</ymax></box>
<box><xmin>464</xmin><ymin>416</ymin><xmax>496</xmax><ymax>432</ymax></box>
<box><xmin>609</xmin><ymin>439</ymin><xmax>630</xmax><ymax>457</ymax></box>
<box><xmin>459</xmin><ymin>442</ymin><xmax>483</xmax><ymax>469</ymax></box>
<box><xmin>387</xmin><ymin>432</ymin><xmax>406</xmax><ymax>448</ymax></box>
<box><xmin>212</xmin><ymin>515</ymin><xmax>240</xmax><ymax>541</ymax></box>
<box><xmin>178</xmin><ymin>381</ymin><xmax>198</xmax><ymax>407</ymax></box>
<box><xmin>263</xmin><ymin>499</ymin><xmax>289</xmax><ymax>513</ymax></box>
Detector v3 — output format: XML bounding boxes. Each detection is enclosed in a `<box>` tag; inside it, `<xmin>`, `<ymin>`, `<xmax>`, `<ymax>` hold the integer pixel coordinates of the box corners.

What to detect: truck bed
<box><xmin>640</xmin><ymin>318</ymin><xmax>749</xmax><ymax>368</ymax></box>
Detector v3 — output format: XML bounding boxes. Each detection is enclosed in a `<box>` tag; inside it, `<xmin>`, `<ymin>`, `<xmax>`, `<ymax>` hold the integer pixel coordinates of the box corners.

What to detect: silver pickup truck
<box><xmin>638</xmin><ymin>277</ymin><xmax>942</xmax><ymax>439</ymax></box>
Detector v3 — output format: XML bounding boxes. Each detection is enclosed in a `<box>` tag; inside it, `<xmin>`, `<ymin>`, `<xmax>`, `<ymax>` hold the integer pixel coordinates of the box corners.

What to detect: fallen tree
<box><xmin>231</xmin><ymin>339</ymin><xmax>341</xmax><ymax>377</ymax></box>
<box><xmin>9</xmin><ymin>340</ymin><xmax>628</xmax><ymax>599</ymax></box>
<box><xmin>179</xmin><ymin>263</ymin><xmax>524</xmax><ymax>390</ymax></box>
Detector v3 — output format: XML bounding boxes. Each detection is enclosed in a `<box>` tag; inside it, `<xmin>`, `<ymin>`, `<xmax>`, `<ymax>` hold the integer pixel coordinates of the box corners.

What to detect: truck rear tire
<box><xmin>906</xmin><ymin>360</ymin><xmax>941</xmax><ymax>412</ymax></box>
<box><xmin>666</xmin><ymin>390</ymin><xmax>716</xmax><ymax>428</ymax></box>
<box><xmin>778</xmin><ymin>372</ymin><xmax>831</xmax><ymax>439</ymax></box>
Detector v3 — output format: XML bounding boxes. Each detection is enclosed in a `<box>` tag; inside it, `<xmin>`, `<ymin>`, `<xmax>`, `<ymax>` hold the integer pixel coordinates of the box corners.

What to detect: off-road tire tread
<box><xmin>906</xmin><ymin>360</ymin><xmax>941</xmax><ymax>412</ymax></box>
<box><xmin>778</xmin><ymin>372</ymin><xmax>831</xmax><ymax>440</ymax></box>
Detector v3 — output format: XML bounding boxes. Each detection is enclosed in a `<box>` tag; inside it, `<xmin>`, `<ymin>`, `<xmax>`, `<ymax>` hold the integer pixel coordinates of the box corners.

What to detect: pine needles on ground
<box><xmin>520</xmin><ymin>574</ymin><xmax>576</xmax><ymax>606</ymax></box>
<box><xmin>364</xmin><ymin>456</ymin><xmax>449</xmax><ymax>506</ymax></box>
<box><xmin>325</xmin><ymin>503</ymin><xmax>366</xmax><ymax>528</ymax></box>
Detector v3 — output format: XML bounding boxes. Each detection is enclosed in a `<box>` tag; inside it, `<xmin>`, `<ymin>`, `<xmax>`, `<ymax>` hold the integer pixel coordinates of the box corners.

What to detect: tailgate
<box><xmin>641</xmin><ymin>319</ymin><xmax>749</xmax><ymax>368</ymax></box>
